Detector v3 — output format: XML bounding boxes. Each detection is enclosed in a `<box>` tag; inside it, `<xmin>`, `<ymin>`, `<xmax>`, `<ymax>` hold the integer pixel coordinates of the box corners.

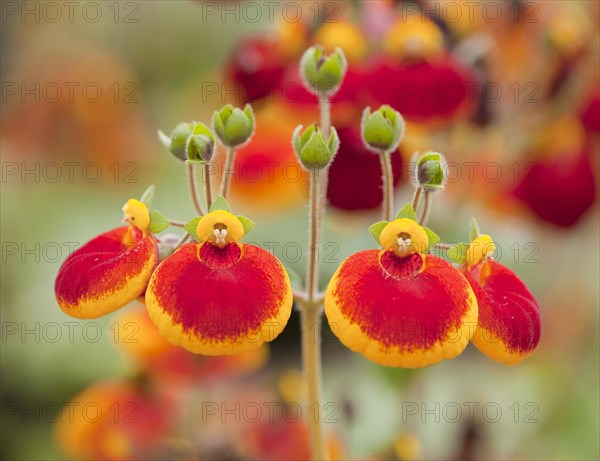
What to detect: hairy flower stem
<box><xmin>419</xmin><ymin>191</ymin><xmax>432</xmax><ymax>226</ymax></box>
<box><xmin>307</xmin><ymin>169</ymin><xmax>321</xmax><ymax>302</ymax></box>
<box><xmin>300</xmin><ymin>302</ymin><xmax>327</xmax><ymax>461</ymax></box>
<box><xmin>380</xmin><ymin>151</ymin><xmax>394</xmax><ymax>221</ymax></box>
<box><xmin>411</xmin><ymin>186</ymin><xmax>423</xmax><ymax>213</ymax></box>
<box><xmin>203</xmin><ymin>164</ymin><xmax>213</xmax><ymax>208</ymax></box>
<box><xmin>167</xmin><ymin>219</ymin><xmax>185</xmax><ymax>227</ymax></box>
<box><xmin>188</xmin><ymin>164</ymin><xmax>205</xmax><ymax>216</ymax></box>
<box><xmin>301</xmin><ymin>167</ymin><xmax>328</xmax><ymax>461</ymax></box>
<box><xmin>220</xmin><ymin>146</ymin><xmax>236</xmax><ymax>199</ymax></box>
<box><xmin>320</xmin><ymin>98</ymin><xmax>331</xmax><ymax>138</ymax></box>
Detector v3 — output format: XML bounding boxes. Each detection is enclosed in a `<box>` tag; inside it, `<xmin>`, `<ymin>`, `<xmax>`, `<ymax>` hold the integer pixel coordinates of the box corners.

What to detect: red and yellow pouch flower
<box><xmin>145</xmin><ymin>202</ymin><xmax>293</xmax><ymax>356</ymax></box>
<box><xmin>325</xmin><ymin>205</ymin><xmax>478</xmax><ymax>368</ymax></box>
<box><xmin>54</xmin><ymin>191</ymin><xmax>167</xmax><ymax>319</ymax></box>
<box><xmin>451</xmin><ymin>223</ymin><xmax>542</xmax><ymax>365</ymax></box>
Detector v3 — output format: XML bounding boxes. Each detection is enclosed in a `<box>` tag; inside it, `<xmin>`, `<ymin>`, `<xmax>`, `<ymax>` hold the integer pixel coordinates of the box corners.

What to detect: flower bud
<box><xmin>212</xmin><ymin>104</ymin><xmax>255</xmax><ymax>147</ymax></box>
<box><xmin>158</xmin><ymin>122</ymin><xmax>193</xmax><ymax>162</ymax></box>
<box><xmin>292</xmin><ymin>124</ymin><xmax>340</xmax><ymax>170</ymax></box>
<box><xmin>414</xmin><ymin>151</ymin><xmax>446</xmax><ymax>190</ymax></box>
<box><xmin>361</xmin><ymin>105</ymin><xmax>405</xmax><ymax>153</ymax></box>
<box><xmin>300</xmin><ymin>46</ymin><xmax>347</xmax><ymax>97</ymax></box>
<box><xmin>186</xmin><ymin>122</ymin><xmax>215</xmax><ymax>164</ymax></box>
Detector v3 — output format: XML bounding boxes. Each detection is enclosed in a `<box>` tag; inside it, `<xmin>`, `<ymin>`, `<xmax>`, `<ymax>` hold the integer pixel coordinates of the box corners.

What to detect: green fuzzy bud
<box><xmin>292</xmin><ymin>124</ymin><xmax>340</xmax><ymax>170</ymax></box>
<box><xmin>361</xmin><ymin>105</ymin><xmax>405</xmax><ymax>153</ymax></box>
<box><xmin>415</xmin><ymin>151</ymin><xmax>446</xmax><ymax>190</ymax></box>
<box><xmin>300</xmin><ymin>46</ymin><xmax>347</xmax><ymax>97</ymax></box>
<box><xmin>158</xmin><ymin>122</ymin><xmax>194</xmax><ymax>162</ymax></box>
<box><xmin>186</xmin><ymin>122</ymin><xmax>215</xmax><ymax>164</ymax></box>
<box><xmin>212</xmin><ymin>104</ymin><xmax>255</xmax><ymax>147</ymax></box>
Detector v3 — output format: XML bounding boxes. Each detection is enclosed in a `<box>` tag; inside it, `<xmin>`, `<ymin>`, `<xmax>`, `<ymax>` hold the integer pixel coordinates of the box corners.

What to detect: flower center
<box><xmin>196</xmin><ymin>210</ymin><xmax>244</xmax><ymax>248</ymax></box>
<box><xmin>466</xmin><ymin>234</ymin><xmax>495</xmax><ymax>268</ymax></box>
<box><xmin>122</xmin><ymin>199</ymin><xmax>150</xmax><ymax>231</ymax></box>
<box><xmin>379</xmin><ymin>219</ymin><xmax>428</xmax><ymax>258</ymax></box>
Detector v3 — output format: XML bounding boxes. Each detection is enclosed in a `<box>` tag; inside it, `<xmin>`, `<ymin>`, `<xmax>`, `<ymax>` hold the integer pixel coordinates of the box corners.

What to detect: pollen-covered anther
<box><xmin>213</xmin><ymin>227</ymin><xmax>228</xmax><ymax>247</ymax></box>
<box><xmin>122</xmin><ymin>199</ymin><xmax>150</xmax><ymax>231</ymax></box>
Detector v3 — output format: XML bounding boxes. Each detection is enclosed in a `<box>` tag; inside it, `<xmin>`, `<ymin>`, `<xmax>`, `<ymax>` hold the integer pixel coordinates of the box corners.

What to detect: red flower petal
<box><xmin>325</xmin><ymin>250</ymin><xmax>477</xmax><ymax>367</ymax></box>
<box><xmin>146</xmin><ymin>242</ymin><xmax>293</xmax><ymax>355</ymax></box>
<box><xmin>464</xmin><ymin>260</ymin><xmax>541</xmax><ymax>365</ymax></box>
<box><xmin>55</xmin><ymin>226</ymin><xmax>158</xmax><ymax>319</ymax></box>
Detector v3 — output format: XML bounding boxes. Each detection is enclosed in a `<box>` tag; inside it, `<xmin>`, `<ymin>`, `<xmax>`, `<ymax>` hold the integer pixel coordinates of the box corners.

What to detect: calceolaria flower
<box><xmin>145</xmin><ymin>198</ymin><xmax>293</xmax><ymax>356</ymax></box>
<box><xmin>55</xmin><ymin>186</ymin><xmax>169</xmax><ymax>319</ymax></box>
<box><xmin>450</xmin><ymin>219</ymin><xmax>542</xmax><ymax>365</ymax></box>
<box><xmin>325</xmin><ymin>204</ymin><xmax>478</xmax><ymax>368</ymax></box>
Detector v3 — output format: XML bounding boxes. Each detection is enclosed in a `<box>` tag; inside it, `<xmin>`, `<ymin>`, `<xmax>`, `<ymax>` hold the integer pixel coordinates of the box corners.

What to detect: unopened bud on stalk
<box><xmin>361</xmin><ymin>105</ymin><xmax>405</xmax><ymax>153</ymax></box>
<box><xmin>292</xmin><ymin>123</ymin><xmax>340</xmax><ymax>170</ymax></box>
<box><xmin>300</xmin><ymin>46</ymin><xmax>347</xmax><ymax>98</ymax></box>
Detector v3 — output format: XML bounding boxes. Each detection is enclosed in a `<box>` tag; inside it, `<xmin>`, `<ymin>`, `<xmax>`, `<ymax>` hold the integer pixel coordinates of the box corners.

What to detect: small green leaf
<box><xmin>140</xmin><ymin>185</ymin><xmax>155</xmax><ymax>207</ymax></box>
<box><xmin>148</xmin><ymin>210</ymin><xmax>169</xmax><ymax>234</ymax></box>
<box><xmin>395</xmin><ymin>203</ymin><xmax>418</xmax><ymax>221</ymax></box>
<box><xmin>469</xmin><ymin>217</ymin><xmax>481</xmax><ymax>242</ymax></box>
<box><xmin>283</xmin><ymin>264</ymin><xmax>303</xmax><ymax>292</ymax></box>
<box><xmin>368</xmin><ymin>221</ymin><xmax>389</xmax><ymax>245</ymax></box>
<box><xmin>423</xmin><ymin>227</ymin><xmax>440</xmax><ymax>250</ymax></box>
<box><xmin>447</xmin><ymin>242</ymin><xmax>470</xmax><ymax>265</ymax></box>
<box><xmin>209</xmin><ymin>195</ymin><xmax>231</xmax><ymax>212</ymax></box>
<box><xmin>157</xmin><ymin>130</ymin><xmax>171</xmax><ymax>150</ymax></box>
<box><xmin>236</xmin><ymin>215</ymin><xmax>255</xmax><ymax>236</ymax></box>
<box><xmin>184</xmin><ymin>217</ymin><xmax>202</xmax><ymax>240</ymax></box>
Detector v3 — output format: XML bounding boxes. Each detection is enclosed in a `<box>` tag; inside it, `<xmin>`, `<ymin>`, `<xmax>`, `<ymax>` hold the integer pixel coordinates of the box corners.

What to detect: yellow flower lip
<box><xmin>466</xmin><ymin>234</ymin><xmax>495</xmax><ymax>268</ymax></box>
<box><xmin>379</xmin><ymin>218</ymin><xmax>428</xmax><ymax>257</ymax></box>
<box><xmin>196</xmin><ymin>210</ymin><xmax>244</xmax><ymax>247</ymax></box>
<box><xmin>122</xmin><ymin>199</ymin><xmax>150</xmax><ymax>231</ymax></box>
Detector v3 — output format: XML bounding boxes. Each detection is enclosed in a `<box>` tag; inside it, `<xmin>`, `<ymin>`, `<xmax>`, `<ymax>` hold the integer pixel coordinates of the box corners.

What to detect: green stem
<box><xmin>187</xmin><ymin>164</ymin><xmax>204</xmax><ymax>216</ymax></box>
<box><xmin>220</xmin><ymin>146</ymin><xmax>236</xmax><ymax>199</ymax></box>
<box><xmin>419</xmin><ymin>191</ymin><xmax>432</xmax><ymax>226</ymax></box>
<box><xmin>203</xmin><ymin>163</ymin><xmax>213</xmax><ymax>208</ymax></box>
<box><xmin>167</xmin><ymin>219</ymin><xmax>185</xmax><ymax>228</ymax></box>
<box><xmin>411</xmin><ymin>186</ymin><xmax>423</xmax><ymax>213</ymax></box>
<box><xmin>380</xmin><ymin>151</ymin><xmax>394</xmax><ymax>221</ymax></box>
<box><xmin>306</xmin><ymin>169</ymin><xmax>321</xmax><ymax>302</ymax></box>
<box><xmin>301</xmin><ymin>168</ymin><xmax>327</xmax><ymax>460</ymax></box>
<box><xmin>300</xmin><ymin>302</ymin><xmax>327</xmax><ymax>461</ymax></box>
<box><xmin>320</xmin><ymin>98</ymin><xmax>331</xmax><ymax>138</ymax></box>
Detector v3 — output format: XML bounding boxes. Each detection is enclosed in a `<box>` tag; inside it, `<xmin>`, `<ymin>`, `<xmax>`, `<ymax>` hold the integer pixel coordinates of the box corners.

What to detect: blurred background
<box><xmin>1</xmin><ymin>0</ymin><xmax>598</xmax><ymax>459</ymax></box>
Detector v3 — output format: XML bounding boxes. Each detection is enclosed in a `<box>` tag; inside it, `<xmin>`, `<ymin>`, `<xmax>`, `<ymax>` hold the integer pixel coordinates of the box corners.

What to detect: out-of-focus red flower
<box><xmin>225</xmin><ymin>21</ymin><xmax>308</xmax><ymax>104</ymax></box>
<box><xmin>226</xmin><ymin>104</ymin><xmax>308</xmax><ymax>213</ymax></box>
<box><xmin>581</xmin><ymin>90</ymin><xmax>600</xmax><ymax>133</ymax></box>
<box><xmin>367</xmin><ymin>56</ymin><xmax>476</xmax><ymax>124</ymax></box>
<box><xmin>115</xmin><ymin>303</ymin><xmax>270</xmax><ymax>385</ymax></box>
<box><xmin>54</xmin><ymin>379</ymin><xmax>172</xmax><ymax>461</ymax></box>
<box><xmin>512</xmin><ymin>118</ymin><xmax>597</xmax><ymax>227</ymax></box>
<box><xmin>225</xmin><ymin>38</ymin><xmax>287</xmax><ymax>103</ymax></box>
<box><xmin>327</xmin><ymin>126</ymin><xmax>404</xmax><ymax>211</ymax></box>
<box><xmin>242</xmin><ymin>418</ymin><xmax>345</xmax><ymax>461</ymax></box>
